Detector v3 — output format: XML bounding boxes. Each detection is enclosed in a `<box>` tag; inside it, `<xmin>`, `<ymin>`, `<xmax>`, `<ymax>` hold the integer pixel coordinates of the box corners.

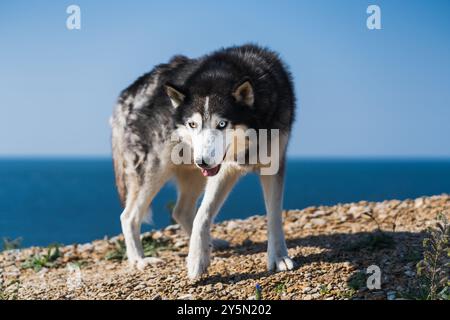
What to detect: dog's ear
<box><xmin>232</xmin><ymin>79</ymin><xmax>254</xmax><ymax>107</ymax></box>
<box><xmin>164</xmin><ymin>83</ymin><xmax>185</xmax><ymax>108</ymax></box>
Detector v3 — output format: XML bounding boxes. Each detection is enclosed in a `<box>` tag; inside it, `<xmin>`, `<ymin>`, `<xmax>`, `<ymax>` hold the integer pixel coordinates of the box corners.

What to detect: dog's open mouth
<box><xmin>200</xmin><ymin>165</ymin><xmax>221</xmax><ymax>177</ymax></box>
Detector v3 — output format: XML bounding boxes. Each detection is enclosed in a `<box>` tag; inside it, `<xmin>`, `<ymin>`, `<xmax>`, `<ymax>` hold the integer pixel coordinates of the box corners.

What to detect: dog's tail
<box><xmin>110</xmin><ymin>107</ymin><xmax>128</xmax><ymax>208</ymax></box>
<box><xmin>112</xmin><ymin>149</ymin><xmax>127</xmax><ymax>207</ymax></box>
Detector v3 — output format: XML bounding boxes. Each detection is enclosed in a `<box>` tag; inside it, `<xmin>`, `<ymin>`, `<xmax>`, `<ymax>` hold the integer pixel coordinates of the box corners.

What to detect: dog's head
<box><xmin>166</xmin><ymin>78</ymin><xmax>255</xmax><ymax>177</ymax></box>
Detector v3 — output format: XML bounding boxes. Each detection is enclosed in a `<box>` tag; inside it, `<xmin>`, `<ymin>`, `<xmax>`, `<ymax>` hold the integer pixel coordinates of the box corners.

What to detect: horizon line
<box><xmin>1</xmin><ymin>155</ymin><xmax>450</xmax><ymax>161</ymax></box>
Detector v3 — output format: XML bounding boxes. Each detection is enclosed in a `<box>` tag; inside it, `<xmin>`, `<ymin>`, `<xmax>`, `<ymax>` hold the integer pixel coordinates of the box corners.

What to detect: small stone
<box><xmin>310</xmin><ymin>218</ymin><xmax>326</xmax><ymax>227</ymax></box>
<box><xmin>404</xmin><ymin>270</ymin><xmax>415</xmax><ymax>277</ymax></box>
<box><xmin>310</xmin><ymin>210</ymin><xmax>327</xmax><ymax>218</ymax></box>
<box><xmin>152</xmin><ymin>231</ymin><xmax>163</xmax><ymax>239</ymax></box>
<box><xmin>227</xmin><ymin>220</ymin><xmax>240</xmax><ymax>231</ymax></box>
<box><xmin>203</xmin><ymin>284</ymin><xmax>213</xmax><ymax>293</ymax></box>
<box><xmin>37</xmin><ymin>268</ymin><xmax>49</xmax><ymax>276</ymax></box>
<box><xmin>387</xmin><ymin>291</ymin><xmax>396</xmax><ymax>300</ymax></box>
<box><xmin>214</xmin><ymin>283</ymin><xmax>224</xmax><ymax>290</ymax></box>
<box><xmin>303</xmin><ymin>223</ymin><xmax>313</xmax><ymax>229</ymax></box>
<box><xmin>165</xmin><ymin>224</ymin><xmax>180</xmax><ymax>231</ymax></box>
<box><xmin>109</xmin><ymin>235</ymin><xmax>122</xmax><ymax>243</ymax></box>
<box><xmin>173</xmin><ymin>241</ymin><xmax>186</xmax><ymax>248</ymax></box>
<box><xmin>78</xmin><ymin>243</ymin><xmax>94</xmax><ymax>252</ymax></box>
<box><xmin>415</xmin><ymin>198</ymin><xmax>424</xmax><ymax>208</ymax></box>
<box><xmin>134</xmin><ymin>284</ymin><xmax>145</xmax><ymax>290</ymax></box>
<box><xmin>310</xmin><ymin>287</ymin><xmax>319</xmax><ymax>294</ymax></box>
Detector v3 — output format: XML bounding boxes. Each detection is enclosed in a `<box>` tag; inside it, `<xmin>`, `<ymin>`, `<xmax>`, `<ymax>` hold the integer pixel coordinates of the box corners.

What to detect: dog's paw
<box><xmin>186</xmin><ymin>245</ymin><xmax>211</xmax><ymax>280</ymax></box>
<box><xmin>128</xmin><ymin>257</ymin><xmax>164</xmax><ymax>271</ymax></box>
<box><xmin>187</xmin><ymin>260</ymin><xmax>207</xmax><ymax>280</ymax></box>
<box><xmin>268</xmin><ymin>255</ymin><xmax>295</xmax><ymax>272</ymax></box>
<box><xmin>212</xmin><ymin>238</ymin><xmax>230</xmax><ymax>250</ymax></box>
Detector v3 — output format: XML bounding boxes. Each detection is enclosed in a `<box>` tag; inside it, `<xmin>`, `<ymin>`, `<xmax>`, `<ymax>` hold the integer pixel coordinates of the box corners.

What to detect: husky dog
<box><xmin>111</xmin><ymin>44</ymin><xmax>296</xmax><ymax>279</ymax></box>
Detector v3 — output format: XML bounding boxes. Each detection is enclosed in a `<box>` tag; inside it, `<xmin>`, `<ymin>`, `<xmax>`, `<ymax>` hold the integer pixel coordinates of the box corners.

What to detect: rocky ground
<box><xmin>1</xmin><ymin>195</ymin><xmax>449</xmax><ymax>300</ymax></box>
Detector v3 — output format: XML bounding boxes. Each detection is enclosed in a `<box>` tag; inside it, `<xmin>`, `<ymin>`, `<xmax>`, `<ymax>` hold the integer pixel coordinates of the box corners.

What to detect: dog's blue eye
<box><xmin>217</xmin><ymin>121</ymin><xmax>227</xmax><ymax>129</ymax></box>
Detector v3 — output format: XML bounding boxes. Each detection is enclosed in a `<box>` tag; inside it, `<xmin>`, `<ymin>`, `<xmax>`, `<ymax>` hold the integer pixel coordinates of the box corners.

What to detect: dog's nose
<box><xmin>195</xmin><ymin>158</ymin><xmax>209</xmax><ymax>169</ymax></box>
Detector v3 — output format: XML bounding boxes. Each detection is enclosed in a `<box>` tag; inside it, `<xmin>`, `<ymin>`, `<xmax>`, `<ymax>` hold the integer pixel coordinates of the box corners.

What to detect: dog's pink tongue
<box><xmin>201</xmin><ymin>165</ymin><xmax>220</xmax><ymax>177</ymax></box>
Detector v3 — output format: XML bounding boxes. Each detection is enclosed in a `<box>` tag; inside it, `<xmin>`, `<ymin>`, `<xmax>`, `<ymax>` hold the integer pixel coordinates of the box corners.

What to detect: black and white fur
<box><xmin>111</xmin><ymin>44</ymin><xmax>296</xmax><ymax>279</ymax></box>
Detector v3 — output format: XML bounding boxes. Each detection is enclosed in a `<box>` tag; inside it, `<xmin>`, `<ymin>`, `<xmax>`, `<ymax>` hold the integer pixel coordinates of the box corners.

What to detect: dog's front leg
<box><xmin>187</xmin><ymin>170</ymin><xmax>238</xmax><ymax>279</ymax></box>
<box><xmin>260</xmin><ymin>169</ymin><xmax>295</xmax><ymax>272</ymax></box>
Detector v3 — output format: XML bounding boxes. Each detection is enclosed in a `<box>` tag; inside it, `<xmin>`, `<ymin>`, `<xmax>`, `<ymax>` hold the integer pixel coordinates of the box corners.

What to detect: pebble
<box><xmin>387</xmin><ymin>291</ymin><xmax>396</xmax><ymax>300</ymax></box>
<box><xmin>78</xmin><ymin>243</ymin><xmax>94</xmax><ymax>252</ymax></box>
<box><xmin>310</xmin><ymin>210</ymin><xmax>327</xmax><ymax>218</ymax></box>
<box><xmin>404</xmin><ymin>270</ymin><xmax>415</xmax><ymax>277</ymax></box>
<box><xmin>152</xmin><ymin>231</ymin><xmax>163</xmax><ymax>239</ymax></box>
<box><xmin>134</xmin><ymin>284</ymin><xmax>145</xmax><ymax>290</ymax></box>
<box><xmin>303</xmin><ymin>223</ymin><xmax>313</xmax><ymax>229</ymax></box>
<box><xmin>214</xmin><ymin>283</ymin><xmax>224</xmax><ymax>290</ymax></box>
<box><xmin>173</xmin><ymin>241</ymin><xmax>186</xmax><ymax>248</ymax></box>
<box><xmin>165</xmin><ymin>224</ymin><xmax>180</xmax><ymax>232</ymax></box>
<box><xmin>415</xmin><ymin>198</ymin><xmax>424</xmax><ymax>208</ymax></box>
<box><xmin>109</xmin><ymin>235</ymin><xmax>122</xmax><ymax>243</ymax></box>
<box><xmin>310</xmin><ymin>218</ymin><xmax>326</xmax><ymax>227</ymax></box>
<box><xmin>310</xmin><ymin>287</ymin><xmax>319</xmax><ymax>294</ymax></box>
<box><xmin>226</xmin><ymin>221</ymin><xmax>240</xmax><ymax>231</ymax></box>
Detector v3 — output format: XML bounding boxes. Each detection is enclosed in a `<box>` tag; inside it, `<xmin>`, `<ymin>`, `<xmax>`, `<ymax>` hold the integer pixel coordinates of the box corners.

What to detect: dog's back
<box><xmin>111</xmin><ymin>55</ymin><xmax>196</xmax><ymax>206</ymax></box>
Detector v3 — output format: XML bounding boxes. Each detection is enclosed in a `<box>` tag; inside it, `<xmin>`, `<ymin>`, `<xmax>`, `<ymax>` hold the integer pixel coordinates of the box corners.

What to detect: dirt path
<box><xmin>1</xmin><ymin>195</ymin><xmax>449</xmax><ymax>300</ymax></box>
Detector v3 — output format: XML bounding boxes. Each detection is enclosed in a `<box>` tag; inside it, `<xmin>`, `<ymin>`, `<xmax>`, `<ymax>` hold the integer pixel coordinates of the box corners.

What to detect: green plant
<box><xmin>319</xmin><ymin>284</ymin><xmax>331</xmax><ymax>296</ymax></box>
<box><xmin>255</xmin><ymin>284</ymin><xmax>262</xmax><ymax>300</ymax></box>
<box><xmin>105</xmin><ymin>240</ymin><xmax>126</xmax><ymax>261</ymax></box>
<box><xmin>336</xmin><ymin>288</ymin><xmax>356</xmax><ymax>299</ymax></box>
<box><xmin>403</xmin><ymin>247</ymin><xmax>423</xmax><ymax>264</ymax></box>
<box><xmin>142</xmin><ymin>237</ymin><xmax>170</xmax><ymax>257</ymax></box>
<box><xmin>21</xmin><ymin>244</ymin><xmax>61</xmax><ymax>272</ymax></box>
<box><xmin>344</xmin><ymin>231</ymin><xmax>395</xmax><ymax>252</ymax></box>
<box><xmin>106</xmin><ymin>237</ymin><xmax>170</xmax><ymax>261</ymax></box>
<box><xmin>275</xmin><ymin>282</ymin><xmax>286</xmax><ymax>295</ymax></box>
<box><xmin>414</xmin><ymin>214</ymin><xmax>449</xmax><ymax>300</ymax></box>
<box><xmin>2</xmin><ymin>237</ymin><xmax>22</xmax><ymax>251</ymax></box>
<box><xmin>343</xmin><ymin>211</ymin><xmax>395</xmax><ymax>252</ymax></box>
<box><xmin>348</xmin><ymin>270</ymin><xmax>366</xmax><ymax>291</ymax></box>
<box><xmin>69</xmin><ymin>260</ymin><xmax>88</xmax><ymax>269</ymax></box>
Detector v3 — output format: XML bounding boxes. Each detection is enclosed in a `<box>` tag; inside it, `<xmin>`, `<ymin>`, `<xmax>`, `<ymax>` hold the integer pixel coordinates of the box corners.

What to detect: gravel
<box><xmin>1</xmin><ymin>194</ymin><xmax>449</xmax><ymax>300</ymax></box>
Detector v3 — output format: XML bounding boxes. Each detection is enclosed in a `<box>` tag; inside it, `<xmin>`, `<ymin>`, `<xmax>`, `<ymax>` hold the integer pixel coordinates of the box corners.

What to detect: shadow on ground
<box><xmin>198</xmin><ymin>230</ymin><xmax>426</xmax><ymax>294</ymax></box>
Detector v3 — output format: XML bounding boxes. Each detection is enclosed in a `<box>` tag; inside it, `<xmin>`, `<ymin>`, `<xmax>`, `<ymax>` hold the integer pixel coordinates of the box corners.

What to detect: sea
<box><xmin>1</xmin><ymin>158</ymin><xmax>450</xmax><ymax>247</ymax></box>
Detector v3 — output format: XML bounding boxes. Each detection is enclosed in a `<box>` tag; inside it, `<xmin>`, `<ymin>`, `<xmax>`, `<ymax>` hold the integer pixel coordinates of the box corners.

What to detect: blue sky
<box><xmin>1</xmin><ymin>0</ymin><xmax>449</xmax><ymax>157</ymax></box>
